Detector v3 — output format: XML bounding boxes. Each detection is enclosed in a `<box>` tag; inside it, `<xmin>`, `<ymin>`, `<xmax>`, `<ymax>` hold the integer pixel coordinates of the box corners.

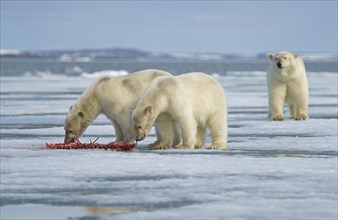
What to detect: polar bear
<box><xmin>64</xmin><ymin>69</ymin><xmax>173</xmax><ymax>145</ymax></box>
<box><xmin>267</xmin><ymin>51</ymin><xmax>309</xmax><ymax>121</ymax></box>
<box><xmin>132</xmin><ymin>72</ymin><xmax>228</xmax><ymax>150</ymax></box>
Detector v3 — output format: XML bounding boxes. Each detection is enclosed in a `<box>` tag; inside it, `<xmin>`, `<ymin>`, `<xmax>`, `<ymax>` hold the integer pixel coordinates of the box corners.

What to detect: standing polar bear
<box><xmin>132</xmin><ymin>72</ymin><xmax>228</xmax><ymax>150</ymax></box>
<box><xmin>64</xmin><ymin>69</ymin><xmax>172</xmax><ymax>145</ymax></box>
<box><xmin>267</xmin><ymin>51</ymin><xmax>309</xmax><ymax>121</ymax></box>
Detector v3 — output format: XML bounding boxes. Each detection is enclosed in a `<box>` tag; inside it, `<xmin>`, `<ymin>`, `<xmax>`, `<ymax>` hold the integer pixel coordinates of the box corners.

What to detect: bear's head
<box><xmin>132</xmin><ymin>106</ymin><xmax>155</xmax><ymax>141</ymax></box>
<box><xmin>268</xmin><ymin>51</ymin><xmax>299</xmax><ymax>71</ymax></box>
<box><xmin>64</xmin><ymin>105</ymin><xmax>88</xmax><ymax>143</ymax></box>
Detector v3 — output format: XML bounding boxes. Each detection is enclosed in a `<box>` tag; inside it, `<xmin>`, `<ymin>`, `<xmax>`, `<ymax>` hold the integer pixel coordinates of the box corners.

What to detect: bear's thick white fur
<box><xmin>132</xmin><ymin>72</ymin><xmax>228</xmax><ymax>150</ymax></box>
<box><xmin>64</xmin><ymin>69</ymin><xmax>172</xmax><ymax>144</ymax></box>
<box><xmin>267</xmin><ymin>51</ymin><xmax>309</xmax><ymax>121</ymax></box>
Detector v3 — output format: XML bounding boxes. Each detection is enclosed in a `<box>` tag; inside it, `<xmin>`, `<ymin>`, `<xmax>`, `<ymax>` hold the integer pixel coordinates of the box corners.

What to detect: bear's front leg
<box><xmin>117</xmin><ymin>115</ymin><xmax>137</xmax><ymax>145</ymax></box>
<box><xmin>174</xmin><ymin>117</ymin><xmax>197</xmax><ymax>149</ymax></box>
<box><xmin>269</xmin><ymin>94</ymin><xmax>286</xmax><ymax>121</ymax></box>
<box><xmin>152</xmin><ymin>114</ymin><xmax>178</xmax><ymax>150</ymax></box>
<box><xmin>270</xmin><ymin>99</ymin><xmax>285</xmax><ymax>121</ymax></box>
<box><xmin>287</xmin><ymin>77</ymin><xmax>309</xmax><ymax>121</ymax></box>
<box><xmin>268</xmin><ymin>79</ymin><xmax>286</xmax><ymax>121</ymax></box>
<box><xmin>111</xmin><ymin>119</ymin><xmax>124</xmax><ymax>143</ymax></box>
<box><xmin>291</xmin><ymin>102</ymin><xmax>309</xmax><ymax>120</ymax></box>
<box><xmin>291</xmin><ymin>91</ymin><xmax>309</xmax><ymax>121</ymax></box>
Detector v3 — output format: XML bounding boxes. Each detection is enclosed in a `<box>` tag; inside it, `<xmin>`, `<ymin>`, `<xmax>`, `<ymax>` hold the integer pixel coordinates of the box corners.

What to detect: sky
<box><xmin>1</xmin><ymin>1</ymin><xmax>337</xmax><ymax>54</ymax></box>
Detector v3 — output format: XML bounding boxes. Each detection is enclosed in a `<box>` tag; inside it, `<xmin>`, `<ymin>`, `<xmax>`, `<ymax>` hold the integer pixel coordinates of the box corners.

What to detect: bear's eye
<box><xmin>138</xmin><ymin>126</ymin><xmax>142</xmax><ymax>129</ymax></box>
<box><xmin>68</xmin><ymin>130</ymin><xmax>73</xmax><ymax>133</ymax></box>
<box><xmin>284</xmin><ymin>57</ymin><xmax>287</xmax><ymax>60</ymax></box>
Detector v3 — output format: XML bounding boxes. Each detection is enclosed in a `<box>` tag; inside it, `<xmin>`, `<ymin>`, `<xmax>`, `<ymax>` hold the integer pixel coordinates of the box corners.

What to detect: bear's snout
<box><xmin>135</xmin><ymin>130</ymin><xmax>147</xmax><ymax>141</ymax></box>
<box><xmin>135</xmin><ymin>136</ymin><xmax>145</xmax><ymax>141</ymax></box>
<box><xmin>64</xmin><ymin>131</ymin><xmax>78</xmax><ymax>143</ymax></box>
<box><xmin>64</xmin><ymin>136</ymin><xmax>75</xmax><ymax>143</ymax></box>
<box><xmin>63</xmin><ymin>138</ymin><xmax>75</xmax><ymax>144</ymax></box>
<box><xmin>277</xmin><ymin>62</ymin><xmax>283</xmax><ymax>69</ymax></box>
<box><xmin>135</xmin><ymin>134</ymin><xmax>145</xmax><ymax>141</ymax></box>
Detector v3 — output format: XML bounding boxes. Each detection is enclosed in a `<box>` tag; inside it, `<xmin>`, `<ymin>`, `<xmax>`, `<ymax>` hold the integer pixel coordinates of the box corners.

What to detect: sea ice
<box><xmin>0</xmin><ymin>71</ymin><xmax>337</xmax><ymax>219</ymax></box>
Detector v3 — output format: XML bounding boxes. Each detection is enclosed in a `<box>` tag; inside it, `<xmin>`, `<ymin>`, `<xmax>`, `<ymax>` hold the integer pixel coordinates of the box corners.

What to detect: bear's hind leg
<box><xmin>195</xmin><ymin>126</ymin><xmax>206</xmax><ymax>149</ymax></box>
<box><xmin>172</xmin><ymin>121</ymin><xmax>181</xmax><ymax>147</ymax></box>
<box><xmin>207</xmin><ymin>113</ymin><xmax>227</xmax><ymax>150</ymax></box>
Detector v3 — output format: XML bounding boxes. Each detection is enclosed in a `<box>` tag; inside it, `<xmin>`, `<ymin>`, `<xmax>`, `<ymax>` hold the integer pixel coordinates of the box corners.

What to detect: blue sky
<box><xmin>1</xmin><ymin>1</ymin><xmax>337</xmax><ymax>54</ymax></box>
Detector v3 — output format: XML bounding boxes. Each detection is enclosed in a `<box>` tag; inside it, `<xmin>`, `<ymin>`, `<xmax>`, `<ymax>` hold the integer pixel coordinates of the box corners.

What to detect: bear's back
<box><xmin>176</xmin><ymin>72</ymin><xmax>224</xmax><ymax>95</ymax></box>
<box><xmin>88</xmin><ymin>69</ymin><xmax>171</xmax><ymax>111</ymax></box>
<box><xmin>93</xmin><ymin>69</ymin><xmax>170</xmax><ymax>97</ymax></box>
<box><xmin>120</xmin><ymin>69</ymin><xmax>171</xmax><ymax>93</ymax></box>
<box><xmin>153</xmin><ymin>72</ymin><xmax>226</xmax><ymax>113</ymax></box>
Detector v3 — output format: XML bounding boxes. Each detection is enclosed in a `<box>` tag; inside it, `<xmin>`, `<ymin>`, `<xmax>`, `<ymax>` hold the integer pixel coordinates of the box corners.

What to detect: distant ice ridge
<box><xmin>226</xmin><ymin>71</ymin><xmax>266</xmax><ymax>76</ymax></box>
<box><xmin>170</xmin><ymin>52</ymin><xmax>225</xmax><ymax>61</ymax></box>
<box><xmin>226</xmin><ymin>71</ymin><xmax>337</xmax><ymax>77</ymax></box>
<box><xmin>18</xmin><ymin>70</ymin><xmax>338</xmax><ymax>79</ymax></box>
<box><xmin>0</xmin><ymin>49</ymin><xmax>21</xmax><ymax>55</ymax></box>
<box><xmin>21</xmin><ymin>69</ymin><xmax>129</xmax><ymax>78</ymax></box>
<box><xmin>300</xmin><ymin>53</ymin><xmax>338</xmax><ymax>61</ymax></box>
<box><xmin>81</xmin><ymin>70</ymin><xmax>129</xmax><ymax>78</ymax></box>
<box><xmin>23</xmin><ymin>70</ymin><xmax>66</xmax><ymax>78</ymax></box>
<box><xmin>59</xmin><ymin>54</ymin><xmax>93</xmax><ymax>62</ymax></box>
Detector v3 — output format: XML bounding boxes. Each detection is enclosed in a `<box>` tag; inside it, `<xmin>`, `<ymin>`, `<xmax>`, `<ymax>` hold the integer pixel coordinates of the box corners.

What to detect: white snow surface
<box><xmin>0</xmin><ymin>72</ymin><xmax>337</xmax><ymax>220</ymax></box>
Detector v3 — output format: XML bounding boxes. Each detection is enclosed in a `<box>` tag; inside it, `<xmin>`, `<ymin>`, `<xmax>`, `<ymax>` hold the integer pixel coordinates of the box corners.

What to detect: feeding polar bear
<box><xmin>132</xmin><ymin>72</ymin><xmax>228</xmax><ymax>150</ymax></box>
<box><xmin>267</xmin><ymin>51</ymin><xmax>309</xmax><ymax>121</ymax></box>
<box><xmin>64</xmin><ymin>69</ymin><xmax>172</xmax><ymax>145</ymax></box>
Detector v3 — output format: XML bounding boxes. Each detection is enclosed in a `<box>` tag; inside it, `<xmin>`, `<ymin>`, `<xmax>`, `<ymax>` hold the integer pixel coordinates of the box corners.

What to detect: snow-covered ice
<box><xmin>0</xmin><ymin>70</ymin><xmax>337</xmax><ymax>219</ymax></box>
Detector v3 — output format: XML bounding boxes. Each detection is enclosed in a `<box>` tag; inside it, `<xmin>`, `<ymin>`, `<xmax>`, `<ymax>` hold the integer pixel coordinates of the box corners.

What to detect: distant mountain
<box><xmin>1</xmin><ymin>48</ymin><xmax>337</xmax><ymax>61</ymax></box>
<box><xmin>0</xmin><ymin>48</ymin><xmax>153</xmax><ymax>60</ymax></box>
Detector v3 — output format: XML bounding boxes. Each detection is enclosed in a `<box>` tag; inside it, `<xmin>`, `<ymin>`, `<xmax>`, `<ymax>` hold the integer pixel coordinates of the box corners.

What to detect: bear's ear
<box><xmin>268</xmin><ymin>54</ymin><xmax>273</xmax><ymax>61</ymax></box>
<box><xmin>145</xmin><ymin>106</ymin><xmax>152</xmax><ymax>116</ymax></box>
<box><xmin>69</xmin><ymin>105</ymin><xmax>73</xmax><ymax>111</ymax></box>
<box><xmin>293</xmin><ymin>53</ymin><xmax>299</xmax><ymax>59</ymax></box>
<box><xmin>77</xmin><ymin>111</ymin><xmax>84</xmax><ymax>118</ymax></box>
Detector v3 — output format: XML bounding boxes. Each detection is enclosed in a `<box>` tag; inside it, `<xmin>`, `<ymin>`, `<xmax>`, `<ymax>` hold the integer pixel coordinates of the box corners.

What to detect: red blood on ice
<box><xmin>45</xmin><ymin>139</ymin><xmax>136</xmax><ymax>151</ymax></box>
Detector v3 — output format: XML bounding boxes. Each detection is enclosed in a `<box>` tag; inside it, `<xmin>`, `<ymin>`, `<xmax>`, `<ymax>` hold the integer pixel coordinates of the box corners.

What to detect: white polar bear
<box><xmin>132</xmin><ymin>72</ymin><xmax>228</xmax><ymax>150</ymax></box>
<box><xmin>267</xmin><ymin>51</ymin><xmax>309</xmax><ymax>121</ymax></box>
<box><xmin>64</xmin><ymin>69</ymin><xmax>173</xmax><ymax>145</ymax></box>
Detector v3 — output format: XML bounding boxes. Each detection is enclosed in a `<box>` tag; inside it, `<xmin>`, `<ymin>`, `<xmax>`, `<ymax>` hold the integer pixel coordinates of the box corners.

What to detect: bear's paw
<box><xmin>174</xmin><ymin>144</ymin><xmax>193</xmax><ymax>149</ymax></box>
<box><xmin>207</xmin><ymin>143</ymin><xmax>227</xmax><ymax>150</ymax></box>
<box><xmin>271</xmin><ymin>114</ymin><xmax>284</xmax><ymax>121</ymax></box>
<box><xmin>194</xmin><ymin>144</ymin><xmax>203</xmax><ymax>149</ymax></box>
<box><xmin>153</xmin><ymin>144</ymin><xmax>172</xmax><ymax>150</ymax></box>
<box><xmin>294</xmin><ymin>113</ymin><xmax>309</xmax><ymax>121</ymax></box>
